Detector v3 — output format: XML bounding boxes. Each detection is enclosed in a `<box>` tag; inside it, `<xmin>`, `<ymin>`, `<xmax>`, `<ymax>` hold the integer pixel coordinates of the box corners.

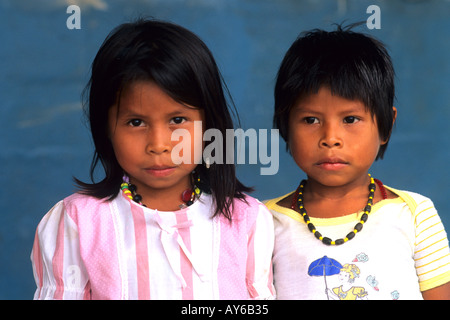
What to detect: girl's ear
<box><xmin>381</xmin><ymin>106</ymin><xmax>397</xmax><ymax>145</ymax></box>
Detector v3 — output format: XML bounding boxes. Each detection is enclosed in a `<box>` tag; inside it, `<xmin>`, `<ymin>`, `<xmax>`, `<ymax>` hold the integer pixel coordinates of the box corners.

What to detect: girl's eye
<box><xmin>170</xmin><ymin>117</ymin><xmax>186</xmax><ymax>125</ymax></box>
<box><xmin>128</xmin><ymin>119</ymin><xmax>144</xmax><ymax>127</ymax></box>
<box><xmin>343</xmin><ymin>116</ymin><xmax>360</xmax><ymax>124</ymax></box>
<box><xmin>304</xmin><ymin>117</ymin><xmax>319</xmax><ymax>124</ymax></box>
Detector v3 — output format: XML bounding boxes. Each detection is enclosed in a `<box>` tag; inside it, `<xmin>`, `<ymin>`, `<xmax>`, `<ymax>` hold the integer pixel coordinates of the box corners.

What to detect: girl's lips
<box><xmin>144</xmin><ymin>166</ymin><xmax>176</xmax><ymax>177</ymax></box>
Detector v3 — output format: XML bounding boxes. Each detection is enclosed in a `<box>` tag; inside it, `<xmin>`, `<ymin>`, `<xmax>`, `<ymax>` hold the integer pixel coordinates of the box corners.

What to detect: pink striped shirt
<box><xmin>31</xmin><ymin>191</ymin><xmax>275</xmax><ymax>300</ymax></box>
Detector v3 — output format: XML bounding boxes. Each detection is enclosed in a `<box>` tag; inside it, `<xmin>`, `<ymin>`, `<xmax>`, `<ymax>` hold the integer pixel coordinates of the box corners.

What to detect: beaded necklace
<box><xmin>121</xmin><ymin>175</ymin><xmax>202</xmax><ymax>209</ymax></box>
<box><xmin>290</xmin><ymin>174</ymin><xmax>386</xmax><ymax>246</ymax></box>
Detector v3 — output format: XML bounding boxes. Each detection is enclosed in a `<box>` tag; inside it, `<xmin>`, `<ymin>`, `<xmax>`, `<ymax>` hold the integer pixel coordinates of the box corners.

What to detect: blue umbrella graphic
<box><xmin>308</xmin><ymin>256</ymin><xmax>343</xmax><ymax>300</ymax></box>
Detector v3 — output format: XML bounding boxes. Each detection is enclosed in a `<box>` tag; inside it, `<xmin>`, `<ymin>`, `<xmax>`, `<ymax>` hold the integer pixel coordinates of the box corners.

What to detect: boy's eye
<box><xmin>170</xmin><ymin>117</ymin><xmax>186</xmax><ymax>125</ymax></box>
<box><xmin>128</xmin><ymin>119</ymin><xmax>144</xmax><ymax>127</ymax></box>
<box><xmin>304</xmin><ymin>117</ymin><xmax>319</xmax><ymax>124</ymax></box>
<box><xmin>343</xmin><ymin>116</ymin><xmax>360</xmax><ymax>124</ymax></box>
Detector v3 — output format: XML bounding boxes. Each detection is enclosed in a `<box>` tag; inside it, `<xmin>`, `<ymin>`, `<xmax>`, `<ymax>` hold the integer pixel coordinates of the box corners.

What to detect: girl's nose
<box><xmin>146</xmin><ymin>126</ymin><xmax>172</xmax><ymax>155</ymax></box>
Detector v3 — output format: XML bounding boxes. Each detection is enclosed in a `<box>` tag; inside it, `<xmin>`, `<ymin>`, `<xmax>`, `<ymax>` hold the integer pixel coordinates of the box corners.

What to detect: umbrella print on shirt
<box><xmin>308</xmin><ymin>256</ymin><xmax>343</xmax><ymax>300</ymax></box>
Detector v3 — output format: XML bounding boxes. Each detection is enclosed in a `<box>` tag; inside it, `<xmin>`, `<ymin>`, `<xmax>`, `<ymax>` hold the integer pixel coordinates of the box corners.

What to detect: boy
<box><xmin>266</xmin><ymin>25</ymin><xmax>450</xmax><ymax>299</ymax></box>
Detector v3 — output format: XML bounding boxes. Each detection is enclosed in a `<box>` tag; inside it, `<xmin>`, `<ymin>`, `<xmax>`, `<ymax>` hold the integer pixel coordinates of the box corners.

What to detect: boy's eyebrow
<box><xmin>290</xmin><ymin>104</ymin><xmax>322</xmax><ymax>114</ymax></box>
<box><xmin>291</xmin><ymin>100</ymin><xmax>367</xmax><ymax>114</ymax></box>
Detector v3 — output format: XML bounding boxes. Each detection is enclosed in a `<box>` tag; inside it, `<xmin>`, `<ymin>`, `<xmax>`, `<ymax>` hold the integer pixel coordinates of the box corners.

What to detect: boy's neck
<box><xmin>305</xmin><ymin>174</ymin><xmax>370</xmax><ymax>201</ymax></box>
<box><xmin>300</xmin><ymin>174</ymin><xmax>373</xmax><ymax>219</ymax></box>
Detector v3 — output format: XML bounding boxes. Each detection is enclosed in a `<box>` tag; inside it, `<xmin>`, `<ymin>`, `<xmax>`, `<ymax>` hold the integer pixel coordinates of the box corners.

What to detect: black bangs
<box><xmin>274</xmin><ymin>24</ymin><xmax>395</xmax><ymax>160</ymax></box>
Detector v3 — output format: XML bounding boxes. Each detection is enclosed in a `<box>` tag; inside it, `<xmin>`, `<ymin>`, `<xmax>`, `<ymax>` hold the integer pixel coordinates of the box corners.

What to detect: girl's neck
<box><xmin>128</xmin><ymin>178</ymin><xmax>193</xmax><ymax>212</ymax></box>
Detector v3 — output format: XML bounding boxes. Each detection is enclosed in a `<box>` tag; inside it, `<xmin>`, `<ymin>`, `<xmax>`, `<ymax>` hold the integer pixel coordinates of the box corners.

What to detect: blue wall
<box><xmin>1</xmin><ymin>0</ymin><xmax>449</xmax><ymax>299</ymax></box>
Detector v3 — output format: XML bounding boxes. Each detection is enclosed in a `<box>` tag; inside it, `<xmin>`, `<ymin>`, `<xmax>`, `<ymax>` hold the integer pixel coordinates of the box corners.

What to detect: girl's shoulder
<box><xmin>233</xmin><ymin>193</ymin><xmax>270</xmax><ymax>213</ymax></box>
<box><xmin>63</xmin><ymin>192</ymin><xmax>110</xmax><ymax>211</ymax></box>
<box><xmin>221</xmin><ymin>193</ymin><xmax>273</xmax><ymax>224</ymax></box>
<box><xmin>57</xmin><ymin>192</ymin><xmax>113</xmax><ymax>224</ymax></box>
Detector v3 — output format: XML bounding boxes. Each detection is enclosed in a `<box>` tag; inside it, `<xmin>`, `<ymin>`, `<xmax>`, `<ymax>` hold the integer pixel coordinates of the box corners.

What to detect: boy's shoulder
<box><xmin>263</xmin><ymin>191</ymin><xmax>294</xmax><ymax>212</ymax></box>
<box><xmin>384</xmin><ymin>185</ymin><xmax>435</xmax><ymax>214</ymax></box>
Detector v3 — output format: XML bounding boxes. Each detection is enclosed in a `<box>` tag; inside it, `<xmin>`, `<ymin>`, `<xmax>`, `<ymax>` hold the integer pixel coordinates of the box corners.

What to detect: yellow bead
<box><xmin>331</xmin><ymin>241</ymin><xmax>335</xmax><ymax>245</ymax></box>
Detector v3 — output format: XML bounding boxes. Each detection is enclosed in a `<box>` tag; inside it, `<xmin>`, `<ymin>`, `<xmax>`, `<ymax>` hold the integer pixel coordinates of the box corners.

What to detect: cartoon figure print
<box><xmin>308</xmin><ymin>253</ymin><xmax>400</xmax><ymax>300</ymax></box>
<box><xmin>327</xmin><ymin>263</ymin><xmax>368</xmax><ymax>300</ymax></box>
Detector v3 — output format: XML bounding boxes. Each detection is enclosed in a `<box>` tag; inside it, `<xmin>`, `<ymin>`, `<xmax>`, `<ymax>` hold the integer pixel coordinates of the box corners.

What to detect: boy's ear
<box><xmin>381</xmin><ymin>106</ymin><xmax>397</xmax><ymax>145</ymax></box>
<box><xmin>392</xmin><ymin>106</ymin><xmax>398</xmax><ymax>124</ymax></box>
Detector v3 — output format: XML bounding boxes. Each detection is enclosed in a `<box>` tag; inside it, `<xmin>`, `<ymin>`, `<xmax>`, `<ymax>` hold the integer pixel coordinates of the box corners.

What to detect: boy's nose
<box><xmin>319</xmin><ymin>123</ymin><xmax>343</xmax><ymax>148</ymax></box>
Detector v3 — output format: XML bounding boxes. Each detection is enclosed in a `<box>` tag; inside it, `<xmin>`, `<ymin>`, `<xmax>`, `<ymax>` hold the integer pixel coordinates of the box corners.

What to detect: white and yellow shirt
<box><xmin>265</xmin><ymin>186</ymin><xmax>450</xmax><ymax>300</ymax></box>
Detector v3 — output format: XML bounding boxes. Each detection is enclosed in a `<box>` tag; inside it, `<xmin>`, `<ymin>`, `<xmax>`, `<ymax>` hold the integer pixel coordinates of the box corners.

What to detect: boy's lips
<box><xmin>315</xmin><ymin>157</ymin><xmax>349</xmax><ymax>170</ymax></box>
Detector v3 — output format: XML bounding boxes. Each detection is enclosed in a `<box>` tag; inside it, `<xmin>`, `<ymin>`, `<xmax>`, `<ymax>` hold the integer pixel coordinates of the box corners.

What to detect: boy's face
<box><xmin>288</xmin><ymin>86</ymin><xmax>386</xmax><ymax>187</ymax></box>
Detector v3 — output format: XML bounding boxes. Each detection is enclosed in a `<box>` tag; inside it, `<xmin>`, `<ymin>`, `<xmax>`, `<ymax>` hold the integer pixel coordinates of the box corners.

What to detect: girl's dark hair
<box><xmin>74</xmin><ymin>18</ymin><xmax>251</xmax><ymax>220</ymax></box>
<box><xmin>274</xmin><ymin>23</ymin><xmax>395</xmax><ymax>160</ymax></box>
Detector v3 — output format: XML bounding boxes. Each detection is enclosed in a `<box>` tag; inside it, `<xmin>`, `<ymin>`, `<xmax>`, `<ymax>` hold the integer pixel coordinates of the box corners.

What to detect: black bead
<box><xmin>303</xmin><ymin>214</ymin><xmax>310</xmax><ymax>223</ymax></box>
<box><xmin>314</xmin><ymin>231</ymin><xmax>322</xmax><ymax>240</ymax></box>
<box><xmin>335</xmin><ymin>238</ymin><xmax>345</xmax><ymax>245</ymax></box>
<box><xmin>322</xmin><ymin>237</ymin><xmax>332</xmax><ymax>245</ymax></box>
<box><xmin>346</xmin><ymin>231</ymin><xmax>356</xmax><ymax>240</ymax></box>
<box><xmin>133</xmin><ymin>194</ymin><xmax>142</xmax><ymax>203</ymax></box>
<box><xmin>361</xmin><ymin>213</ymin><xmax>368</xmax><ymax>222</ymax></box>
<box><xmin>186</xmin><ymin>200</ymin><xmax>193</xmax><ymax>206</ymax></box>
<box><xmin>128</xmin><ymin>184</ymin><xmax>137</xmax><ymax>193</ymax></box>
<box><xmin>307</xmin><ymin>223</ymin><xmax>316</xmax><ymax>232</ymax></box>
<box><xmin>355</xmin><ymin>223</ymin><xmax>363</xmax><ymax>232</ymax></box>
<box><xmin>364</xmin><ymin>205</ymin><xmax>372</xmax><ymax>212</ymax></box>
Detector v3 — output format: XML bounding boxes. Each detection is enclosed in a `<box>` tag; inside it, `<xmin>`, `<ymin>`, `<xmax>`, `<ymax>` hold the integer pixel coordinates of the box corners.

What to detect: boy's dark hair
<box><xmin>273</xmin><ymin>23</ymin><xmax>395</xmax><ymax>160</ymax></box>
<box><xmin>74</xmin><ymin>18</ymin><xmax>251</xmax><ymax>220</ymax></box>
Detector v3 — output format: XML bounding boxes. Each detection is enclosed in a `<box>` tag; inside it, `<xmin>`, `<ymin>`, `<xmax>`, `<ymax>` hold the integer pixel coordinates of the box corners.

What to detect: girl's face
<box><xmin>288</xmin><ymin>86</ymin><xmax>386</xmax><ymax>188</ymax></box>
<box><xmin>108</xmin><ymin>81</ymin><xmax>205</xmax><ymax>206</ymax></box>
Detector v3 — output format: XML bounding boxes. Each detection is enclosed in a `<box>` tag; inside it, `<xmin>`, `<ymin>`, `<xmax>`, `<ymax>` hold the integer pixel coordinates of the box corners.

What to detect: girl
<box><xmin>265</xmin><ymin>25</ymin><xmax>450</xmax><ymax>299</ymax></box>
<box><xmin>31</xmin><ymin>19</ymin><xmax>275</xmax><ymax>300</ymax></box>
